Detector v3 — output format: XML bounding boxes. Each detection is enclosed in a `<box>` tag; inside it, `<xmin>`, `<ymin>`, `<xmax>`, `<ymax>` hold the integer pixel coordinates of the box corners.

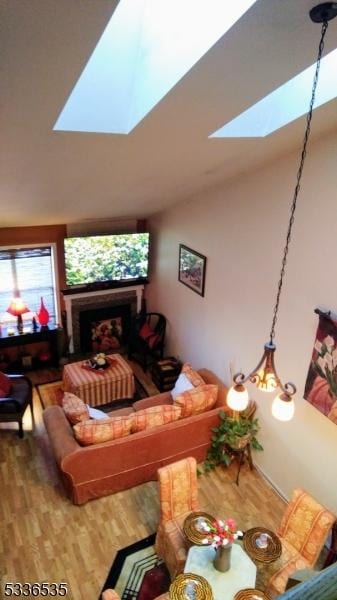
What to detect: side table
<box><xmin>151</xmin><ymin>357</ymin><xmax>181</xmax><ymax>392</ymax></box>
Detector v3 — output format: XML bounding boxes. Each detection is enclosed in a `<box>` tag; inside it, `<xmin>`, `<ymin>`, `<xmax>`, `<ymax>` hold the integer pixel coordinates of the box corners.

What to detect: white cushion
<box><xmin>87</xmin><ymin>405</ymin><xmax>108</xmax><ymax>420</ymax></box>
<box><xmin>171</xmin><ymin>372</ymin><xmax>194</xmax><ymax>401</ymax></box>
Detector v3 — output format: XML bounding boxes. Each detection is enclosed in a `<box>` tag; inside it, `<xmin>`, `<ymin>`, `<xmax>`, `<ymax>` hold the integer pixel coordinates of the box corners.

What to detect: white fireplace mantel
<box><xmin>64</xmin><ymin>285</ymin><xmax>144</xmax><ymax>353</ymax></box>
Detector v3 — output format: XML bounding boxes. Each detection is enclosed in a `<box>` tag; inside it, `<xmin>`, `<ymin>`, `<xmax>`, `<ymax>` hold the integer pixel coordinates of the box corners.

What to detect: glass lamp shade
<box><xmin>227</xmin><ymin>384</ymin><xmax>249</xmax><ymax>411</ymax></box>
<box><xmin>255</xmin><ymin>367</ymin><xmax>279</xmax><ymax>392</ymax></box>
<box><xmin>6</xmin><ymin>297</ymin><xmax>30</xmax><ymax>316</ymax></box>
<box><xmin>251</xmin><ymin>344</ymin><xmax>280</xmax><ymax>393</ymax></box>
<box><xmin>271</xmin><ymin>393</ymin><xmax>295</xmax><ymax>421</ymax></box>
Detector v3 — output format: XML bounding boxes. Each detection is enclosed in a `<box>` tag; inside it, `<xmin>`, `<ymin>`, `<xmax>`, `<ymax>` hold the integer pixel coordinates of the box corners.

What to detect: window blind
<box><xmin>0</xmin><ymin>246</ymin><xmax>57</xmax><ymax>325</ymax></box>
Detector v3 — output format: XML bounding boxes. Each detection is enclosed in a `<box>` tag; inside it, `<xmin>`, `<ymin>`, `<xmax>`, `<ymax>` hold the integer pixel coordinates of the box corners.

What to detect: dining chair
<box><xmin>267</xmin><ymin>487</ymin><xmax>336</xmax><ymax>597</ymax></box>
<box><xmin>101</xmin><ymin>590</ymin><xmax>120</xmax><ymax>600</ymax></box>
<box><xmin>324</xmin><ymin>519</ymin><xmax>337</xmax><ymax>567</ymax></box>
<box><xmin>155</xmin><ymin>456</ymin><xmax>200</xmax><ymax>580</ymax></box>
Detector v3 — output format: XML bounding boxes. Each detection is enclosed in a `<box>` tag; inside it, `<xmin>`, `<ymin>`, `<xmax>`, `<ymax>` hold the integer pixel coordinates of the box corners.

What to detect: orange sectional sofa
<box><xmin>43</xmin><ymin>369</ymin><xmax>228</xmax><ymax>505</ymax></box>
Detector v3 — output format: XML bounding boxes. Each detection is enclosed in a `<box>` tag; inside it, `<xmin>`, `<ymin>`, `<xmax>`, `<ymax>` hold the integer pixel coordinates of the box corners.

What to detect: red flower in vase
<box><xmin>201</xmin><ymin>517</ymin><xmax>243</xmax><ymax>547</ymax></box>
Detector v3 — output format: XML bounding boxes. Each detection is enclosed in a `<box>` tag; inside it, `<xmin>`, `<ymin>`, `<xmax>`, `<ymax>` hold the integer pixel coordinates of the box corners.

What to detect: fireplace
<box><xmin>63</xmin><ymin>285</ymin><xmax>144</xmax><ymax>354</ymax></box>
<box><xmin>79</xmin><ymin>303</ymin><xmax>131</xmax><ymax>353</ymax></box>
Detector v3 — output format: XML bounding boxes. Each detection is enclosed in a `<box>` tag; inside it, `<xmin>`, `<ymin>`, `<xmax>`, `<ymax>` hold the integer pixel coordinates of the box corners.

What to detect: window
<box><xmin>0</xmin><ymin>245</ymin><xmax>59</xmax><ymax>330</ymax></box>
<box><xmin>210</xmin><ymin>47</ymin><xmax>337</xmax><ymax>138</ymax></box>
<box><xmin>54</xmin><ymin>0</ymin><xmax>258</xmax><ymax>134</ymax></box>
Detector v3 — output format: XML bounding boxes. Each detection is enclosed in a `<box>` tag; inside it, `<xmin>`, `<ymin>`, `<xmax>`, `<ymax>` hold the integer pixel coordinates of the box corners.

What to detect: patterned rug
<box><xmin>37</xmin><ymin>376</ymin><xmax>148</xmax><ymax>409</ymax></box>
<box><xmin>101</xmin><ymin>534</ymin><xmax>170</xmax><ymax>600</ymax></box>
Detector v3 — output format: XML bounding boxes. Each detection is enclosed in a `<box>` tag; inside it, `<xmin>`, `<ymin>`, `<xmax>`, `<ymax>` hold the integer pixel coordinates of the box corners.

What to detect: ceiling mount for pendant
<box><xmin>309</xmin><ymin>2</ymin><xmax>337</xmax><ymax>23</ymax></box>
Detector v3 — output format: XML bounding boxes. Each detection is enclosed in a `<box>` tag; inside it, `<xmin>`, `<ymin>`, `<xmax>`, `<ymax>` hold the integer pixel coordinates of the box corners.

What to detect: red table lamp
<box><xmin>6</xmin><ymin>296</ymin><xmax>30</xmax><ymax>334</ymax></box>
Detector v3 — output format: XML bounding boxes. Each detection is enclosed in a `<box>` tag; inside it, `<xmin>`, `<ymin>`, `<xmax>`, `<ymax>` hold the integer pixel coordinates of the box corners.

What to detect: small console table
<box><xmin>0</xmin><ymin>324</ymin><xmax>62</xmax><ymax>370</ymax></box>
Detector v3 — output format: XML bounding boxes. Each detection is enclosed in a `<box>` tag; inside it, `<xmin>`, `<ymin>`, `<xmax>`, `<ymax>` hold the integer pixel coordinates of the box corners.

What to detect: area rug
<box><xmin>37</xmin><ymin>376</ymin><xmax>148</xmax><ymax>409</ymax></box>
<box><xmin>101</xmin><ymin>533</ymin><xmax>170</xmax><ymax>600</ymax></box>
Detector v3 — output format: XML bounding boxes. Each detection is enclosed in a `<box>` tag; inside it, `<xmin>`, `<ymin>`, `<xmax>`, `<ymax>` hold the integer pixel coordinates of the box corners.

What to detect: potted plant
<box><xmin>201</xmin><ymin>410</ymin><xmax>263</xmax><ymax>473</ymax></box>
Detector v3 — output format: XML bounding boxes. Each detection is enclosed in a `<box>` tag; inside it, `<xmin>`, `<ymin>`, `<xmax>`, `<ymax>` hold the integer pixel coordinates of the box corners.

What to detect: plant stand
<box><xmin>225</xmin><ymin>442</ymin><xmax>254</xmax><ymax>485</ymax></box>
<box><xmin>201</xmin><ymin>412</ymin><xmax>263</xmax><ymax>477</ymax></box>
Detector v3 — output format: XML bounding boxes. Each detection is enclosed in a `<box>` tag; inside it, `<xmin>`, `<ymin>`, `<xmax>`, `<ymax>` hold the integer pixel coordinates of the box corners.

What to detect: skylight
<box><xmin>210</xmin><ymin>48</ymin><xmax>337</xmax><ymax>138</ymax></box>
<box><xmin>54</xmin><ymin>0</ymin><xmax>257</xmax><ymax>135</ymax></box>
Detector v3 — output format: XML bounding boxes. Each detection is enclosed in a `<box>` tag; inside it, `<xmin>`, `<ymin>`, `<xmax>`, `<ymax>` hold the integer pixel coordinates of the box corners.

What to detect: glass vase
<box><xmin>213</xmin><ymin>543</ymin><xmax>232</xmax><ymax>572</ymax></box>
<box><xmin>37</xmin><ymin>296</ymin><xmax>50</xmax><ymax>327</ymax></box>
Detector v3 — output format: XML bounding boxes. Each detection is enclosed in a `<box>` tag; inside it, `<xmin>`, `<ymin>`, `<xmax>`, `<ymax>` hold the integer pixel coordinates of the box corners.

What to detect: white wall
<box><xmin>146</xmin><ymin>129</ymin><xmax>337</xmax><ymax>512</ymax></box>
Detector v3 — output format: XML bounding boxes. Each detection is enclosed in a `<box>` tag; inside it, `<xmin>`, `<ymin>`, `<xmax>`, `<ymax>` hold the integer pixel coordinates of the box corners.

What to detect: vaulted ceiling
<box><xmin>2</xmin><ymin>0</ymin><xmax>337</xmax><ymax>227</ymax></box>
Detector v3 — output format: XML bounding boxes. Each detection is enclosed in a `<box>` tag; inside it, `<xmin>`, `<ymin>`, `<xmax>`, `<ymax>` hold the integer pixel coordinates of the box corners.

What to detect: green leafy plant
<box><xmin>201</xmin><ymin>411</ymin><xmax>263</xmax><ymax>473</ymax></box>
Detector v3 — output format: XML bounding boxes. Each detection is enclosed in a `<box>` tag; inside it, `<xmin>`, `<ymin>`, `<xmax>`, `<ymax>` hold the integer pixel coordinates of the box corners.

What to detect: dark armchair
<box><xmin>0</xmin><ymin>374</ymin><xmax>33</xmax><ymax>438</ymax></box>
<box><xmin>128</xmin><ymin>312</ymin><xmax>166</xmax><ymax>370</ymax></box>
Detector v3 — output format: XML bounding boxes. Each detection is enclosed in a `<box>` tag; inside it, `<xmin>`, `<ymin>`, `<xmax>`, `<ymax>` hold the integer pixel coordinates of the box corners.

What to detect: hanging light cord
<box><xmin>269</xmin><ymin>20</ymin><xmax>329</xmax><ymax>345</ymax></box>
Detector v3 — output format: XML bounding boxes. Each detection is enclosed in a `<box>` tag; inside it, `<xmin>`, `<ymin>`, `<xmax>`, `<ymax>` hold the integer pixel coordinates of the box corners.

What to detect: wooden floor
<box><xmin>0</xmin><ymin>363</ymin><xmax>286</xmax><ymax>600</ymax></box>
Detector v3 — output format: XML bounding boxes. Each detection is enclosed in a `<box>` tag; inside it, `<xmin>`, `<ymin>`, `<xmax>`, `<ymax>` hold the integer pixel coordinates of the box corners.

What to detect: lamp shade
<box><xmin>250</xmin><ymin>344</ymin><xmax>280</xmax><ymax>393</ymax></box>
<box><xmin>255</xmin><ymin>367</ymin><xmax>279</xmax><ymax>392</ymax></box>
<box><xmin>227</xmin><ymin>383</ymin><xmax>249</xmax><ymax>411</ymax></box>
<box><xmin>271</xmin><ymin>393</ymin><xmax>295</xmax><ymax>422</ymax></box>
<box><xmin>6</xmin><ymin>297</ymin><xmax>30</xmax><ymax>317</ymax></box>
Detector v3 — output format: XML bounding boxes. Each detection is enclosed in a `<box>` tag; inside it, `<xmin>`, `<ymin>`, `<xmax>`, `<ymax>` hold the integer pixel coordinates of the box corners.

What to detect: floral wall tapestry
<box><xmin>304</xmin><ymin>311</ymin><xmax>337</xmax><ymax>425</ymax></box>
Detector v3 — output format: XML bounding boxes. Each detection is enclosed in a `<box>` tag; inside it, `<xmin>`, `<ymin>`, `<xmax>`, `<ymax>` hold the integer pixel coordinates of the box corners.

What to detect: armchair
<box><xmin>0</xmin><ymin>374</ymin><xmax>33</xmax><ymax>438</ymax></box>
<box><xmin>128</xmin><ymin>312</ymin><xmax>166</xmax><ymax>370</ymax></box>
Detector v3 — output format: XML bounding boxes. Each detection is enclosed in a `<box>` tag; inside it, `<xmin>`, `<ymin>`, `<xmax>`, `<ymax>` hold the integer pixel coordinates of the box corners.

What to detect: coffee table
<box><xmin>184</xmin><ymin>544</ymin><xmax>257</xmax><ymax>600</ymax></box>
<box><xmin>62</xmin><ymin>354</ymin><xmax>135</xmax><ymax>407</ymax></box>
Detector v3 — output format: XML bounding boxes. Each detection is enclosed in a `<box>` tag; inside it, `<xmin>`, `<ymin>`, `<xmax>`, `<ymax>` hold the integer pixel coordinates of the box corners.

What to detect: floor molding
<box><xmin>254</xmin><ymin>462</ymin><xmax>288</xmax><ymax>503</ymax></box>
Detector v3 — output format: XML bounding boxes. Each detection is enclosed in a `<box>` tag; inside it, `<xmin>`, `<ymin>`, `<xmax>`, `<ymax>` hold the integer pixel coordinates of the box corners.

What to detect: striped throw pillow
<box><xmin>174</xmin><ymin>384</ymin><xmax>218</xmax><ymax>417</ymax></box>
<box><xmin>62</xmin><ymin>392</ymin><xmax>90</xmax><ymax>425</ymax></box>
<box><xmin>73</xmin><ymin>415</ymin><xmax>133</xmax><ymax>446</ymax></box>
<box><xmin>182</xmin><ymin>362</ymin><xmax>205</xmax><ymax>387</ymax></box>
<box><xmin>132</xmin><ymin>404</ymin><xmax>182</xmax><ymax>433</ymax></box>
<box><xmin>0</xmin><ymin>371</ymin><xmax>11</xmax><ymax>397</ymax></box>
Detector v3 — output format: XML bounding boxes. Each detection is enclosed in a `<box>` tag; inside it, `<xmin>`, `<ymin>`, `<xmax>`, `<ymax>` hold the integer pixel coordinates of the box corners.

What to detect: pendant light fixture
<box><xmin>227</xmin><ymin>3</ymin><xmax>337</xmax><ymax>421</ymax></box>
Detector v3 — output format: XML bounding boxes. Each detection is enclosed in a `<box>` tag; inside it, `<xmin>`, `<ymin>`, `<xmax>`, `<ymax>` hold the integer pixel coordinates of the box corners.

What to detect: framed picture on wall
<box><xmin>178</xmin><ymin>244</ymin><xmax>207</xmax><ymax>297</ymax></box>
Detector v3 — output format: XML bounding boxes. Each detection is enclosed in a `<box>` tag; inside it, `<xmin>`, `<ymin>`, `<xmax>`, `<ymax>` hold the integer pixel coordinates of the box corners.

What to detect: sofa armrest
<box><xmin>43</xmin><ymin>405</ymin><xmax>80</xmax><ymax>466</ymax></box>
<box><xmin>198</xmin><ymin>368</ymin><xmax>229</xmax><ymax>408</ymax></box>
<box><xmin>133</xmin><ymin>391</ymin><xmax>173</xmax><ymax>411</ymax></box>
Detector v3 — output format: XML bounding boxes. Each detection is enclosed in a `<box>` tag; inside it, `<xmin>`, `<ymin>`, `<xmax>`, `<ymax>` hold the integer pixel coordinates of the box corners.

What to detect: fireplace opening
<box><xmin>79</xmin><ymin>304</ymin><xmax>131</xmax><ymax>354</ymax></box>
